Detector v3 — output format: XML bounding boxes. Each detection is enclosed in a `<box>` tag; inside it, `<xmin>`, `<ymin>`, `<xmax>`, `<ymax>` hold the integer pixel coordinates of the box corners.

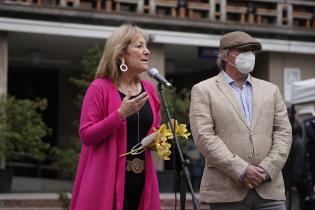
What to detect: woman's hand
<box><xmin>118</xmin><ymin>91</ymin><xmax>148</xmax><ymax>119</ymax></box>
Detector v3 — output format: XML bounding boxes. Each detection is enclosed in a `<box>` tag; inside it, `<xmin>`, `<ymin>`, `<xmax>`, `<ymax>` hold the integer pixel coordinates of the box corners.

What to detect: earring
<box><xmin>120</xmin><ymin>59</ymin><xmax>128</xmax><ymax>72</ymax></box>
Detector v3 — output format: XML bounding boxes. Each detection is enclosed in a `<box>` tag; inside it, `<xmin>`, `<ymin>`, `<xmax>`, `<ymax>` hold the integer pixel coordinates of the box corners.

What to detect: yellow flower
<box><xmin>156</xmin><ymin>124</ymin><xmax>173</xmax><ymax>139</ymax></box>
<box><xmin>176</xmin><ymin>123</ymin><xmax>191</xmax><ymax>139</ymax></box>
<box><xmin>156</xmin><ymin>140</ymin><xmax>172</xmax><ymax>160</ymax></box>
<box><xmin>168</xmin><ymin>119</ymin><xmax>191</xmax><ymax>139</ymax></box>
<box><xmin>120</xmin><ymin>121</ymin><xmax>190</xmax><ymax>160</ymax></box>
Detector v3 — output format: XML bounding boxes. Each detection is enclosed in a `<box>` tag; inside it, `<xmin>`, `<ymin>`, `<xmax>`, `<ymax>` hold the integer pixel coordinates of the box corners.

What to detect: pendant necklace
<box><xmin>137</xmin><ymin>111</ymin><xmax>140</xmax><ymax>143</ymax></box>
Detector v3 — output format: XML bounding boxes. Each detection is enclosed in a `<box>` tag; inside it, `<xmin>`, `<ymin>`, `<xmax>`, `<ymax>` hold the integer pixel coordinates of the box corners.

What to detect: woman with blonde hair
<box><xmin>69</xmin><ymin>24</ymin><xmax>161</xmax><ymax>210</ymax></box>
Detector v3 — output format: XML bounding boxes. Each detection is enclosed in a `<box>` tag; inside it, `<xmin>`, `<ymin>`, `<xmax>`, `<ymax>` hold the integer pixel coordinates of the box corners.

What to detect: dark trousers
<box><xmin>123</xmin><ymin>188</ymin><xmax>143</xmax><ymax>210</ymax></box>
<box><xmin>209</xmin><ymin>189</ymin><xmax>286</xmax><ymax>210</ymax></box>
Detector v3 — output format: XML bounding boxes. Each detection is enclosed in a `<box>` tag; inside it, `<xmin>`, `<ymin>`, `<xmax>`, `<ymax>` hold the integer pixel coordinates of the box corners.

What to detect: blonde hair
<box><xmin>95</xmin><ymin>24</ymin><xmax>148</xmax><ymax>85</ymax></box>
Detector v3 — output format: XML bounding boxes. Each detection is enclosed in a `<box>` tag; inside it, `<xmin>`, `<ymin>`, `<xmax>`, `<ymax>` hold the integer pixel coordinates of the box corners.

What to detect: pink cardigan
<box><xmin>69</xmin><ymin>78</ymin><xmax>161</xmax><ymax>210</ymax></box>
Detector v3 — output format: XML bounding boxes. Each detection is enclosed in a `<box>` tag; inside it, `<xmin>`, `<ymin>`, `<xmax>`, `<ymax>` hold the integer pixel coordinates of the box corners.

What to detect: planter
<box><xmin>0</xmin><ymin>169</ymin><xmax>13</xmax><ymax>193</ymax></box>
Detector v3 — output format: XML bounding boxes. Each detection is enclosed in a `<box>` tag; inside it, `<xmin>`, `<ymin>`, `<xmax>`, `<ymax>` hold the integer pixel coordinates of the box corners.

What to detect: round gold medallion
<box><xmin>131</xmin><ymin>158</ymin><xmax>144</xmax><ymax>174</ymax></box>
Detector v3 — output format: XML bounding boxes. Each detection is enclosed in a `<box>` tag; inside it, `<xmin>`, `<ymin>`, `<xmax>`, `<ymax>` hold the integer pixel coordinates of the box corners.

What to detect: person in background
<box><xmin>69</xmin><ymin>24</ymin><xmax>161</xmax><ymax>210</ymax></box>
<box><xmin>189</xmin><ymin>31</ymin><xmax>292</xmax><ymax>210</ymax></box>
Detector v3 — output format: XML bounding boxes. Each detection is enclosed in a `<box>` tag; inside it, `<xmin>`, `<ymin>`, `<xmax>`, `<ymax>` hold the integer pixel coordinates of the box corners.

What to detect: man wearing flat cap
<box><xmin>189</xmin><ymin>31</ymin><xmax>292</xmax><ymax>210</ymax></box>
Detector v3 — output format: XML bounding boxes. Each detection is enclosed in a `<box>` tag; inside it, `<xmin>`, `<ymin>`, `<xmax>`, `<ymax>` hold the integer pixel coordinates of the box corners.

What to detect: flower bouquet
<box><xmin>120</xmin><ymin>120</ymin><xmax>190</xmax><ymax>160</ymax></box>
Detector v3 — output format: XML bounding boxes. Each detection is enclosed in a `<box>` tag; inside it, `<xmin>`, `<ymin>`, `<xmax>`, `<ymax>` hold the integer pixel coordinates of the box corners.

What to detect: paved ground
<box><xmin>0</xmin><ymin>191</ymin><xmax>302</xmax><ymax>210</ymax></box>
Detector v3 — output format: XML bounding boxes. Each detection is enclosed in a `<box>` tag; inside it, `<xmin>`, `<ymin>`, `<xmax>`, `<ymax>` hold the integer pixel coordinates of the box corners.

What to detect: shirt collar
<box><xmin>222</xmin><ymin>71</ymin><xmax>252</xmax><ymax>86</ymax></box>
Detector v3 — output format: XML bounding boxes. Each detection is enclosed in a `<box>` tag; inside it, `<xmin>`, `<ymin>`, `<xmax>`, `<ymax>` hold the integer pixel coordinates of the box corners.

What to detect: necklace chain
<box><xmin>137</xmin><ymin>111</ymin><xmax>140</xmax><ymax>143</ymax></box>
<box><xmin>119</xmin><ymin>83</ymin><xmax>139</xmax><ymax>95</ymax></box>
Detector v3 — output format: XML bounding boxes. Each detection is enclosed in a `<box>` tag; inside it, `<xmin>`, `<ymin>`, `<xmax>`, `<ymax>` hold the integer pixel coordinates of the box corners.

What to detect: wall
<box><xmin>269</xmin><ymin>52</ymin><xmax>315</xmax><ymax>96</ymax></box>
<box><xmin>140</xmin><ymin>43</ymin><xmax>165</xmax><ymax>81</ymax></box>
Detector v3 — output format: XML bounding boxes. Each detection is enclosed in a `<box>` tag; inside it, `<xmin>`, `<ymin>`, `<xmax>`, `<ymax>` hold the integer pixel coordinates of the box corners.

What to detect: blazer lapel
<box><xmin>215</xmin><ymin>72</ymin><xmax>250</xmax><ymax>130</ymax></box>
<box><xmin>251</xmin><ymin>77</ymin><xmax>263</xmax><ymax>131</ymax></box>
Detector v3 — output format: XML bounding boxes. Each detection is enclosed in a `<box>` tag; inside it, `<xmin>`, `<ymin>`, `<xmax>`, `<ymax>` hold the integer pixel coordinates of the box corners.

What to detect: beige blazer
<box><xmin>189</xmin><ymin>72</ymin><xmax>292</xmax><ymax>203</ymax></box>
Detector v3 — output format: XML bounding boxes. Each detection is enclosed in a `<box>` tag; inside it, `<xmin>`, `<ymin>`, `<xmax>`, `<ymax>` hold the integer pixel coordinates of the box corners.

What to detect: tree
<box><xmin>0</xmin><ymin>96</ymin><xmax>51</xmax><ymax>170</ymax></box>
<box><xmin>160</xmin><ymin>88</ymin><xmax>190</xmax><ymax>126</ymax></box>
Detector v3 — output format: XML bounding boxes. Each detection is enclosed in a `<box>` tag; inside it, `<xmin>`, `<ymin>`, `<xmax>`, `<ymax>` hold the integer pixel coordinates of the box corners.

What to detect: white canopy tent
<box><xmin>290</xmin><ymin>78</ymin><xmax>315</xmax><ymax>105</ymax></box>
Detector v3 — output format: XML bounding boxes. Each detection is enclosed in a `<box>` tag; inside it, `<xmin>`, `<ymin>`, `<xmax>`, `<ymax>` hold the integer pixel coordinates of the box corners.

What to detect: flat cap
<box><xmin>220</xmin><ymin>31</ymin><xmax>262</xmax><ymax>51</ymax></box>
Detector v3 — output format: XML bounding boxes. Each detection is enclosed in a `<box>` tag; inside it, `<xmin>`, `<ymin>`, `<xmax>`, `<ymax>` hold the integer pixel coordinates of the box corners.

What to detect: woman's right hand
<box><xmin>118</xmin><ymin>91</ymin><xmax>149</xmax><ymax>119</ymax></box>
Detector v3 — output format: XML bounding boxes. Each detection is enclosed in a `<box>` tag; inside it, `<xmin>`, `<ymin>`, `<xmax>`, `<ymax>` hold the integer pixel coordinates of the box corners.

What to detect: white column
<box><xmin>220</xmin><ymin>0</ymin><xmax>227</xmax><ymax>22</ymax></box>
<box><xmin>0</xmin><ymin>32</ymin><xmax>8</xmax><ymax>96</ymax></box>
<box><xmin>140</xmin><ymin>43</ymin><xmax>165</xmax><ymax>80</ymax></box>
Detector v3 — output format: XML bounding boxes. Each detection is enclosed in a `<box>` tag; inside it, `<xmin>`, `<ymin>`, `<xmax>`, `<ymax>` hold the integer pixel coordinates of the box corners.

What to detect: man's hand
<box><xmin>242</xmin><ymin>165</ymin><xmax>267</xmax><ymax>189</ymax></box>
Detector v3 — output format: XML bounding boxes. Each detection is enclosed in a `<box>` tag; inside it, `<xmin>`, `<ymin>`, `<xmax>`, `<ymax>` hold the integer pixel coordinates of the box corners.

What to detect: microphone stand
<box><xmin>157</xmin><ymin>83</ymin><xmax>200</xmax><ymax>210</ymax></box>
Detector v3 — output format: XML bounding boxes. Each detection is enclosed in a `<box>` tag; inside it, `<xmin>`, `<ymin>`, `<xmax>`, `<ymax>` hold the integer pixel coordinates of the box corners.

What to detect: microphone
<box><xmin>148</xmin><ymin>68</ymin><xmax>172</xmax><ymax>88</ymax></box>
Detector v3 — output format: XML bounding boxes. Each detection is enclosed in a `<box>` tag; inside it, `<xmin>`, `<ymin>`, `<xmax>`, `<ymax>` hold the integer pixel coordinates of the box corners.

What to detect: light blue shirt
<box><xmin>223</xmin><ymin>71</ymin><xmax>253</xmax><ymax>127</ymax></box>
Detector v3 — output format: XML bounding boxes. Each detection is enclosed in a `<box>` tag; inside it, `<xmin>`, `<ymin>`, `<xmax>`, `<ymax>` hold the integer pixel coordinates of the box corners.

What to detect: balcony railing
<box><xmin>2</xmin><ymin>0</ymin><xmax>315</xmax><ymax>29</ymax></box>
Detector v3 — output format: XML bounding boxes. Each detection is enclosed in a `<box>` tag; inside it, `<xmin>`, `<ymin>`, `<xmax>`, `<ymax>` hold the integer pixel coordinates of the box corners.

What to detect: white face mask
<box><xmin>229</xmin><ymin>51</ymin><xmax>255</xmax><ymax>74</ymax></box>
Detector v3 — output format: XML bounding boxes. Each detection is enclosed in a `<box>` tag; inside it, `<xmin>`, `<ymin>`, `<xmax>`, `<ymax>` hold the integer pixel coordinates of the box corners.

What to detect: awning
<box><xmin>291</xmin><ymin>78</ymin><xmax>315</xmax><ymax>105</ymax></box>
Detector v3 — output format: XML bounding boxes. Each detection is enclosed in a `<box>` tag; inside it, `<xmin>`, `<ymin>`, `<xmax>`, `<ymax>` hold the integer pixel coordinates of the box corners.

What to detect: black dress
<box><xmin>119</xmin><ymin>85</ymin><xmax>153</xmax><ymax>210</ymax></box>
